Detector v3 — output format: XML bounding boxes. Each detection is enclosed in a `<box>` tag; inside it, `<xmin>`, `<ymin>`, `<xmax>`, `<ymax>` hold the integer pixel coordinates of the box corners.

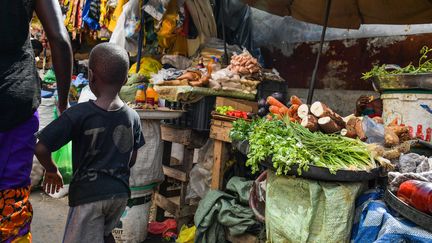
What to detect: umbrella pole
<box><xmin>306</xmin><ymin>0</ymin><xmax>332</xmax><ymax>104</ymax></box>
<box><xmin>136</xmin><ymin>6</ymin><xmax>146</xmax><ymax>74</ymax></box>
<box><xmin>221</xmin><ymin>0</ymin><xmax>229</xmax><ymax>65</ymax></box>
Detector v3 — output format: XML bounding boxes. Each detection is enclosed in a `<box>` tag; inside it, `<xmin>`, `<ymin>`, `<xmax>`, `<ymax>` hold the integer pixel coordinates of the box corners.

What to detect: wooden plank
<box><xmin>215</xmin><ymin>97</ymin><xmax>258</xmax><ymax>112</ymax></box>
<box><xmin>155</xmin><ymin>193</ymin><xmax>178</xmax><ymax>216</ymax></box>
<box><xmin>161</xmin><ymin>125</ymin><xmax>192</xmax><ymax>145</ymax></box>
<box><xmin>210</xmin><ymin>124</ymin><xmax>232</xmax><ymax>142</ymax></box>
<box><xmin>211</xmin><ymin>140</ymin><xmax>225</xmax><ymax>189</ymax></box>
<box><xmin>180</xmin><ymin>148</ymin><xmax>194</xmax><ymax>206</ymax></box>
<box><xmin>160</xmin><ymin>124</ymin><xmax>208</xmax><ymax>148</ymax></box>
<box><xmin>163</xmin><ymin>166</ymin><xmax>187</xmax><ymax>182</ymax></box>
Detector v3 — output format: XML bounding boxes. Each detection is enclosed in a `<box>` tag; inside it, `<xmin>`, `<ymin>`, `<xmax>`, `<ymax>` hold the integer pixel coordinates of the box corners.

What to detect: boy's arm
<box><xmin>129</xmin><ymin>150</ymin><xmax>138</xmax><ymax>168</ymax></box>
<box><xmin>35</xmin><ymin>142</ymin><xmax>64</xmax><ymax>194</ymax></box>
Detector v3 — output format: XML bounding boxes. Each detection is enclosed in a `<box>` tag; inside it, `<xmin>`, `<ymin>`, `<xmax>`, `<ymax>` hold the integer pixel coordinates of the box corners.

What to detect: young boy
<box><xmin>35</xmin><ymin>43</ymin><xmax>145</xmax><ymax>243</ymax></box>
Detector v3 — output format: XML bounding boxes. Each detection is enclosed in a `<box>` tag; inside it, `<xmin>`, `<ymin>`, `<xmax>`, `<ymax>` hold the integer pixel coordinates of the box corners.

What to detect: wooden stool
<box><xmin>155</xmin><ymin>124</ymin><xmax>207</xmax><ymax>230</ymax></box>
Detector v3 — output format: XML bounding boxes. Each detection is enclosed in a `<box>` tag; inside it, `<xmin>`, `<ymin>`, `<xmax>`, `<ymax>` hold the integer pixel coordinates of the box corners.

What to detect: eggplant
<box><xmin>257</xmin><ymin>107</ymin><xmax>268</xmax><ymax>117</ymax></box>
<box><xmin>257</xmin><ymin>98</ymin><xmax>267</xmax><ymax>108</ymax></box>
<box><xmin>247</xmin><ymin>112</ymin><xmax>256</xmax><ymax>119</ymax></box>
<box><xmin>271</xmin><ymin>92</ymin><xmax>285</xmax><ymax>103</ymax></box>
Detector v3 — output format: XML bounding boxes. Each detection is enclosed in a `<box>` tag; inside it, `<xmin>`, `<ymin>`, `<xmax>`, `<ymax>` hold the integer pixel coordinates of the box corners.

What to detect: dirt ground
<box><xmin>29</xmin><ymin>191</ymin><xmax>167</xmax><ymax>243</ymax></box>
<box><xmin>30</xmin><ymin>191</ymin><xmax>69</xmax><ymax>243</ymax></box>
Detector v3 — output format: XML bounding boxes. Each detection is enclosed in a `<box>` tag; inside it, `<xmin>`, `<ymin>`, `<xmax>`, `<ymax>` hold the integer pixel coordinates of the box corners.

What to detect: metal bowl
<box><xmin>372</xmin><ymin>73</ymin><xmax>432</xmax><ymax>92</ymax></box>
<box><xmin>384</xmin><ymin>189</ymin><xmax>432</xmax><ymax>231</ymax></box>
<box><xmin>261</xmin><ymin>159</ymin><xmax>380</xmax><ymax>182</ymax></box>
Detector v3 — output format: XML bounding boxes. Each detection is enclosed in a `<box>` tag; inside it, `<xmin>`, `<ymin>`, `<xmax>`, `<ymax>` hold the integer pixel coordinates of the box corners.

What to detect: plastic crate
<box><xmin>164</xmin><ymin>96</ymin><xmax>216</xmax><ymax>131</ymax></box>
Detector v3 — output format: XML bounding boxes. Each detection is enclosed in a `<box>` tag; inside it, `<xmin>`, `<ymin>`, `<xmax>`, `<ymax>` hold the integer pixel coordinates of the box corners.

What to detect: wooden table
<box><xmin>209</xmin><ymin>119</ymin><xmax>233</xmax><ymax>189</ymax></box>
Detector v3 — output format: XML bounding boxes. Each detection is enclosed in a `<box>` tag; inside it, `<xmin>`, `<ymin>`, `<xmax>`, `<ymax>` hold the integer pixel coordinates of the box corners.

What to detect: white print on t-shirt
<box><xmin>84</xmin><ymin>127</ymin><xmax>106</xmax><ymax>157</ymax></box>
<box><xmin>113</xmin><ymin>125</ymin><xmax>133</xmax><ymax>153</ymax></box>
<box><xmin>83</xmin><ymin>125</ymin><xmax>133</xmax><ymax>157</ymax></box>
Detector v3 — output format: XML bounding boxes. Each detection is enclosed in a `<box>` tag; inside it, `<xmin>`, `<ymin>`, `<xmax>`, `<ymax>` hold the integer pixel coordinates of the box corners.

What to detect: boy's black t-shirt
<box><xmin>37</xmin><ymin>101</ymin><xmax>145</xmax><ymax>207</ymax></box>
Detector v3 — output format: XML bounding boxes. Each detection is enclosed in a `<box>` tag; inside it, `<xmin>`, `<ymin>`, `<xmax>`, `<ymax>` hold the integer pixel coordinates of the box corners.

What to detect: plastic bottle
<box><xmin>397</xmin><ymin>180</ymin><xmax>432</xmax><ymax>214</ymax></box>
<box><xmin>210</xmin><ymin>56</ymin><xmax>221</xmax><ymax>72</ymax></box>
<box><xmin>135</xmin><ymin>85</ymin><xmax>146</xmax><ymax>104</ymax></box>
<box><xmin>146</xmin><ymin>84</ymin><xmax>157</xmax><ymax>106</ymax></box>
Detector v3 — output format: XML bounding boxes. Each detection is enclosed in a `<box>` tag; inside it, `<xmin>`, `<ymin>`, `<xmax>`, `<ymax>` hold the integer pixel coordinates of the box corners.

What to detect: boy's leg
<box><xmin>102</xmin><ymin>198</ymin><xmax>128</xmax><ymax>239</ymax></box>
<box><xmin>62</xmin><ymin>202</ymin><xmax>105</xmax><ymax>243</ymax></box>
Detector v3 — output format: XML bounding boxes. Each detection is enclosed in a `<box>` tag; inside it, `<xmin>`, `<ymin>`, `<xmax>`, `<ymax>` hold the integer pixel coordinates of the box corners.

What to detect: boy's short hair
<box><xmin>89</xmin><ymin>43</ymin><xmax>129</xmax><ymax>87</ymax></box>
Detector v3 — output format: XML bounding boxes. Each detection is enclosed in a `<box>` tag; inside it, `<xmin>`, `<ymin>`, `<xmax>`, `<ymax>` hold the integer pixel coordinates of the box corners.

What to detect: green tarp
<box><xmin>266</xmin><ymin>171</ymin><xmax>365</xmax><ymax>243</ymax></box>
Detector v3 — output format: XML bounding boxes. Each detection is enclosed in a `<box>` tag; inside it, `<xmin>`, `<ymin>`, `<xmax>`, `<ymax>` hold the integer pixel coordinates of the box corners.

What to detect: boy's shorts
<box><xmin>62</xmin><ymin>197</ymin><xmax>128</xmax><ymax>243</ymax></box>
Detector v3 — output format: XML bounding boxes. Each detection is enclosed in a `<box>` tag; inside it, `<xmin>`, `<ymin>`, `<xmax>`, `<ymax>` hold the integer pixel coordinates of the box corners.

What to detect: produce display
<box><xmin>154</xmin><ymin>50</ymin><xmax>263</xmax><ymax>95</ymax></box>
<box><xmin>362</xmin><ymin>46</ymin><xmax>432</xmax><ymax>79</ymax></box>
<box><xmin>227</xmin><ymin>50</ymin><xmax>261</xmax><ymax>75</ymax></box>
<box><xmin>230</xmin><ymin>117</ymin><xmax>376</xmax><ymax>175</ymax></box>
<box><xmin>214</xmin><ymin>106</ymin><xmax>253</xmax><ymax>120</ymax></box>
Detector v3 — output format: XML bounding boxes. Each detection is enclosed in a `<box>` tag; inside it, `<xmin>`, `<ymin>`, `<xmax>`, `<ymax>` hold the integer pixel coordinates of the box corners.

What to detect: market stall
<box><xmin>27</xmin><ymin>0</ymin><xmax>432</xmax><ymax>242</ymax></box>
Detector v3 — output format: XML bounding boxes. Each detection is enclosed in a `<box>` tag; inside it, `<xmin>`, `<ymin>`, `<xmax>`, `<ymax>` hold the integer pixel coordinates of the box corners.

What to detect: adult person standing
<box><xmin>0</xmin><ymin>0</ymin><xmax>72</xmax><ymax>242</ymax></box>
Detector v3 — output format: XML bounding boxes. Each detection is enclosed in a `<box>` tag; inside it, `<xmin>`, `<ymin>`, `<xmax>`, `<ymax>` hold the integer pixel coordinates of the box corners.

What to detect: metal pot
<box><xmin>371</xmin><ymin>65</ymin><xmax>432</xmax><ymax>92</ymax></box>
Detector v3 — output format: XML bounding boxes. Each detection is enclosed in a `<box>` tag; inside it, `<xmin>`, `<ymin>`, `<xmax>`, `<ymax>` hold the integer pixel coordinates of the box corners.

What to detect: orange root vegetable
<box><xmin>269</xmin><ymin>105</ymin><xmax>281</xmax><ymax>115</ymax></box>
<box><xmin>385</xmin><ymin>127</ymin><xmax>400</xmax><ymax>147</ymax></box>
<box><xmin>301</xmin><ymin>115</ymin><xmax>319</xmax><ymax>132</ymax></box>
<box><xmin>318</xmin><ymin>117</ymin><xmax>342</xmax><ymax>133</ymax></box>
<box><xmin>341</xmin><ymin>128</ymin><xmax>357</xmax><ymax>138</ymax></box>
<box><xmin>310</xmin><ymin>101</ymin><xmax>346</xmax><ymax>127</ymax></box>
<box><xmin>372</xmin><ymin>117</ymin><xmax>384</xmax><ymax>124</ymax></box>
<box><xmin>297</xmin><ymin>104</ymin><xmax>309</xmax><ymax>119</ymax></box>
<box><xmin>354</xmin><ymin>118</ymin><xmax>366</xmax><ymax>141</ymax></box>
<box><xmin>293</xmin><ymin>113</ymin><xmax>302</xmax><ymax>123</ymax></box>
<box><xmin>267</xmin><ymin>96</ymin><xmax>286</xmax><ymax>109</ymax></box>
<box><xmin>266</xmin><ymin>114</ymin><xmax>273</xmax><ymax>120</ymax></box>
<box><xmin>287</xmin><ymin>104</ymin><xmax>299</xmax><ymax>117</ymax></box>
<box><xmin>290</xmin><ymin>95</ymin><xmax>303</xmax><ymax>106</ymax></box>
<box><xmin>279</xmin><ymin>106</ymin><xmax>289</xmax><ymax>115</ymax></box>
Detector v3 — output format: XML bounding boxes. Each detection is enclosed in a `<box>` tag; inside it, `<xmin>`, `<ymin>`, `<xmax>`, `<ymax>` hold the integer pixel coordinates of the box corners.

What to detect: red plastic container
<box><xmin>397</xmin><ymin>180</ymin><xmax>432</xmax><ymax>214</ymax></box>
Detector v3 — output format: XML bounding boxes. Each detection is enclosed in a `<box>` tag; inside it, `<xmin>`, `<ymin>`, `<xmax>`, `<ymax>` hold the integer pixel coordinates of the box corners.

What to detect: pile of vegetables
<box><xmin>230</xmin><ymin>117</ymin><xmax>376</xmax><ymax>175</ymax></box>
<box><xmin>362</xmin><ymin>46</ymin><xmax>432</xmax><ymax>80</ymax></box>
<box><xmin>257</xmin><ymin>92</ymin><xmax>302</xmax><ymax>120</ymax></box>
<box><xmin>215</xmin><ymin>106</ymin><xmax>254</xmax><ymax>119</ymax></box>
<box><xmin>228</xmin><ymin>50</ymin><xmax>261</xmax><ymax>75</ymax></box>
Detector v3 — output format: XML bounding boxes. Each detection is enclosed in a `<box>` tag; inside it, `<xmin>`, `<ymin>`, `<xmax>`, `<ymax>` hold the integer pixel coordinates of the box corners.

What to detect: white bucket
<box><xmin>382</xmin><ymin>92</ymin><xmax>432</xmax><ymax>141</ymax></box>
<box><xmin>113</xmin><ymin>188</ymin><xmax>153</xmax><ymax>243</ymax></box>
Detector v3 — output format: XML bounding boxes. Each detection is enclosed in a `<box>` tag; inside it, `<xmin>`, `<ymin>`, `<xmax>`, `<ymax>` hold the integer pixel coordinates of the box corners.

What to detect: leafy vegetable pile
<box><xmin>362</xmin><ymin>46</ymin><xmax>432</xmax><ymax>80</ymax></box>
<box><xmin>230</xmin><ymin>118</ymin><xmax>376</xmax><ymax>175</ymax></box>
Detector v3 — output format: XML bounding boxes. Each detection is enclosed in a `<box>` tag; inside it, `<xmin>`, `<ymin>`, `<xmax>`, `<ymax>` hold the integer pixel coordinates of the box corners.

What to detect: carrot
<box><xmin>266</xmin><ymin>114</ymin><xmax>273</xmax><ymax>120</ymax></box>
<box><xmin>287</xmin><ymin>104</ymin><xmax>299</xmax><ymax>117</ymax></box>
<box><xmin>269</xmin><ymin>105</ymin><xmax>281</xmax><ymax>115</ymax></box>
<box><xmin>267</xmin><ymin>96</ymin><xmax>286</xmax><ymax>109</ymax></box>
<box><xmin>290</xmin><ymin>95</ymin><xmax>303</xmax><ymax>106</ymax></box>
<box><xmin>279</xmin><ymin>106</ymin><xmax>289</xmax><ymax>115</ymax></box>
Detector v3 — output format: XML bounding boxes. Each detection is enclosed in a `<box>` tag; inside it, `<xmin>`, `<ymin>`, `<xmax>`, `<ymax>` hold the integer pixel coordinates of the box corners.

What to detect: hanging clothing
<box><xmin>108</xmin><ymin>0</ymin><xmax>129</xmax><ymax>32</ymax></box>
<box><xmin>83</xmin><ymin>0</ymin><xmax>101</xmax><ymax>30</ymax></box>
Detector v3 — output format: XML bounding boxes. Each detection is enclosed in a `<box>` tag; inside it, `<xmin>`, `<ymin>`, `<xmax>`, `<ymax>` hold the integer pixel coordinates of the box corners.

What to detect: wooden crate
<box><xmin>210</xmin><ymin>119</ymin><xmax>233</xmax><ymax>143</ymax></box>
<box><xmin>215</xmin><ymin>97</ymin><xmax>258</xmax><ymax>113</ymax></box>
